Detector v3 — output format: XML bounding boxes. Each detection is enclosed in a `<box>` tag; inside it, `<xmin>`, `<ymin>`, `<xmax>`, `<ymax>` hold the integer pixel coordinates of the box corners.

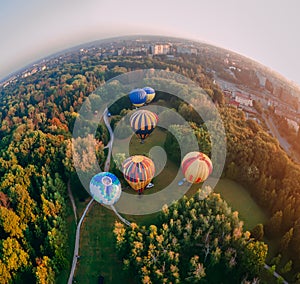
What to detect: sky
<box><xmin>1</xmin><ymin>0</ymin><xmax>300</xmax><ymax>86</ymax></box>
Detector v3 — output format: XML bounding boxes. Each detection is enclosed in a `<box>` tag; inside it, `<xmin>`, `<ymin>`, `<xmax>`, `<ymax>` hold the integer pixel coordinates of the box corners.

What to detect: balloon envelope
<box><xmin>181</xmin><ymin>152</ymin><xmax>213</xmax><ymax>183</ymax></box>
<box><xmin>130</xmin><ymin>109</ymin><xmax>158</xmax><ymax>141</ymax></box>
<box><xmin>122</xmin><ymin>155</ymin><xmax>155</xmax><ymax>191</ymax></box>
<box><xmin>128</xmin><ymin>88</ymin><xmax>147</xmax><ymax>107</ymax></box>
<box><xmin>143</xmin><ymin>86</ymin><xmax>156</xmax><ymax>103</ymax></box>
<box><xmin>90</xmin><ymin>172</ymin><xmax>122</xmax><ymax>205</ymax></box>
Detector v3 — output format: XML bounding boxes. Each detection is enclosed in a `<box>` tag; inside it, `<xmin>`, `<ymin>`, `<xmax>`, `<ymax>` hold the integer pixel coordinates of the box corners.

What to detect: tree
<box><xmin>265</xmin><ymin>211</ymin><xmax>283</xmax><ymax>237</ymax></box>
<box><xmin>186</xmin><ymin>255</ymin><xmax>206</xmax><ymax>283</ymax></box>
<box><xmin>268</xmin><ymin>264</ymin><xmax>276</xmax><ymax>275</ymax></box>
<box><xmin>212</xmin><ymin>88</ymin><xmax>225</xmax><ymax>105</ymax></box>
<box><xmin>178</xmin><ymin>103</ymin><xmax>203</xmax><ymax>125</ymax></box>
<box><xmin>253</xmin><ymin>100</ymin><xmax>263</xmax><ymax>114</ymax></box>
<box><xmin>279</xmin><ymin>228</ymin><xmax>293</xmax><ymax>253</ymax></box>
<box><xmin>250</xmin><ymin>224</ymin><xmax>264</xmax><ymax>241</ymax></box>
<box><xmin>159</xmin><ymin>108</ymin><xmax>184</xmax><ymax>126</ymax></box>
<box><xmin>88</xmin><ymin>93</ymin><xmax>102</xmax><ymax>112</ymax></box>
<box><xmin>0</xmin><ymin>207</ymin><xmax>25</xmax><ymax>238</ymax></box>
<box><xmin>0</xmin><ymin>259</ymin><xmax>11</xmax><ymax>284</ymax></box>
<box><xmin>70</xmin><ymin>134</ymin><xmax>104</xmax><ymax>173</ymax></box>
<box><xmin>113</xmin><ymin>152</ymin><xmax>126</xmax><ymax>173</ymax></box>
<box><xmin>35</xmin><ymin>256</ymin><xmax>55</xmax><ymax>284</ymax></box>
<box><xmin>80</xmin><ymin>97</ymin><xmax>91</xmax><ymax>115</ymax></box>
<box><xmin>289</xmin><ymin>219</ymin><xmax>300</xmax><ymax>267</ymax></box>
<box><xmin>270</xmin><ymin>254</ymin><xmax>282</xmax><ymax>266</ymax></box>
<box><xmin>114</xmin><ymin>191</ymin><xmax>268</xmax><ymax>283</ymax></box>
<box><xmin>0</xmin><ymin>237</ymin><xmax>29</xmax><ymax>272</ymax></box>
<box><xmin>241</xmin><ymin>241</ymin><xmax>268</xmax><ymax>278</ymax></box>
<box><xmin>164</xmin><ymin>124</ymin><xmax>199</xmax><ymax>163</ymax></box>
<box><xmin>0</xmin><ymin>193</ymin><xmax>9</xmax><ymax>208</ymax></box>
<box><xmin>280</xmin><ymin>260</ymin><xmax>292</xmax><ymax>274</ymax></box>
<box><xmin>114</xmin><ymin>121</ymin><xmax>132</xmax><ymax>139</ymax></box>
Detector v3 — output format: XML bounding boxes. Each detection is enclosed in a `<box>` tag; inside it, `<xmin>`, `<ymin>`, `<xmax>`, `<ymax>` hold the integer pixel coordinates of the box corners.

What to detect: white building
<box><xmin>176</xmin><ymin>46</ymin><xmax>198</xmax><ymax>55</ymax></box>
<box><xmin>287</xmin><ymin>118</ymin><xmax>299</xmax><ymax>132</ymax></box>
<box><xmin>151</xmin><ymin>44</ymin><xmax>171</xmax><ymax>55</ymax></box>
<box><xmin>234</xmin><ymin>92</ymin><xmax>253</xmax><ymax>107</ymax></box>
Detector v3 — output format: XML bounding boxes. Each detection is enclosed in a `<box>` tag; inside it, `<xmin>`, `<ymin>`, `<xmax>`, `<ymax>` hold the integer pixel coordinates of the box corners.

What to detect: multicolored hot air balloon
<box><xmin>181</xmin><ymin>152</ymin><xmax>213</xmax><ymax>183</ymax></box>
<box><xmin>130</xmin><ymin>109</ymin><xmax>158</xmax><ymax>142</ymax></box>
<box><xmin>128</xmin><ymin>88</ymin><xmax>147</xmax><ymax>107</ymax></box>
<box><xmin>89</xmin><ymin>172</ymin><xmax>122</xmax><ymax>205</ymax></box>
<box><xmin>143</xmin><ymin>86</ymin><xmax>156</xmax><ymax>103</ymax></box>
<box><xmin>122</xmin><ymin>155</ymin><xmax>155</xmax><ymax>192</ymax></box>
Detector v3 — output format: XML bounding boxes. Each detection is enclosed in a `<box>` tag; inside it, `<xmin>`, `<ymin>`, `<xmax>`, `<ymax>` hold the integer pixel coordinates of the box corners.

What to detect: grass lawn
<box><xmin>113</xmin><ymin>126</ymin><xmax>166</xmax><ymax>156</ymax></box>
<box><xmin>71</xmin><ymin>117</ymin><xmax>275</xmax><ymax>283</ymax></box>
<box><xmin>72</xmin><ymin>176</ymin><xmax>272</xmax><ymax>284</ymax></box>
<box><xmin>73</xmin><ymin>204</ymin><xmax>138</xmax><ymax>284</ymax></box>
<box><xmin>182</xmin><ymin>177</ymin><xmax>269</xmax><ymax>231</ymax></box>
<box><xmin>212</xmin><ymin>179</ymin><xmax>280</xmax><ymax>260</ymax></box>
<box><xmin>213</xmin><ymin>178</ymin><xmax>268</xmax><ymax>231</ymax></box>
<box><xmin>73</xmin><ymin>204</ymin><xmax>162</xmax><ymax>284</ymax></box>
<box><xmin>72</xmin><ymin>177</ymin><xmax>271</xmax><ymax>284</ymax></box>
<box><xmin>113</xmin><ymin>127</ymin><xmax>180</xmax><ymax>197</ymax></box>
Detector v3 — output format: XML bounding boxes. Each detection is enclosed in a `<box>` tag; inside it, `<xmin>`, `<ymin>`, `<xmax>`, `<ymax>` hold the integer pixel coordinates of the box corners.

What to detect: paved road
<box><xmin>262</xmin><ymin>113</ymin><xmax>291</xmax><ymax>154</ymax></box>
<box><xmin>68</xmin><ymin>198</ymin><xmax>94</xmax><ymax>284</ymax></box>
<box><xmin>68</xmin><ymin>108</ymin><xmax>114</xmax><ymax>284</ymax></box>
<box><xmin>103</xmin><ymin>108</ymin><xmax>114</xmax><ymax>172</ymax></box>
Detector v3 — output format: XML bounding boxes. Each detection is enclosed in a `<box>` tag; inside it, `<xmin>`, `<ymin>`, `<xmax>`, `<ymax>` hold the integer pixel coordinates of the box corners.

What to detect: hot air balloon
<box><xmin>143</xmin><ymin>86</ymin><xmax>156</xmax><ymax>103</ymax></box>
<box><xmin>122</xmin><ymin>155</ymin><xmax>155</xmax><ymax>193</ymax></box>
<box><xmin>130</xmin><ymin>109</ymin><xmax>158</xmax><ymax>142</ymax></box>
<box><xmin>89</xmin><ymin>172</ymin><xmax>122</xmax><ymax>205</ymax></box>
<box><xmin>181</xmin><ymin>152</ymin><xmax>213</xmax><ymax>183</ymax></box>
<box><xmin>128</xmin><ymin>88</ymin><xmax>147</xmax><ymax>107</ymax></box>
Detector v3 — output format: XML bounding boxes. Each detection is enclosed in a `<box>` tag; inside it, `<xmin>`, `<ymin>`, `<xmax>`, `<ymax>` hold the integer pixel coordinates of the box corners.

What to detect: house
<box><xmin>223</xmin><ymin>89</ymin><xmax>232</xmax><ymax>97</ymax></box>
<box><xmin>229</xmin><ymin>100</ymin><xmax>240</xmax><ymax>107</ymax></box>
<box><xmin>234</xmin><ymin>92</ymin><xmax>253</xmax><ymax>107</ymax></box>
<box><xmin>287</xmin><ymin>118</ymin><xmax>299</xmax><ymax>132</ymax></box>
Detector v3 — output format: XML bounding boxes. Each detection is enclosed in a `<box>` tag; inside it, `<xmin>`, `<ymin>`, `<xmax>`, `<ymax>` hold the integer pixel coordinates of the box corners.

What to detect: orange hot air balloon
<box><xmin>122</xmin><ymin>155</ymin><xmax>155</xmax><ymax>192</ymax></box>
<box><xmin>181</xmin><ymin>152</ymin><xmax>213</xmax><ymax>183</ymax></box>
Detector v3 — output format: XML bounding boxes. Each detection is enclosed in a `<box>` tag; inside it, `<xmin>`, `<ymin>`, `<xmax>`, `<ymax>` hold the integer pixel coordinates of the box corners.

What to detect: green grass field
<box><xmin>73</xmin><ymin>203</ymin><xmax>161</xmax><ymax>284</ymax></box>
<box><xmin>113</xmin><ymin>127</ymin><xmax>166</xmax><ymax>156</ymax></box>
<box><xmin>72</xmin><ymin>177</ymin><xmax>270</xmax><ymax>284</ymax></box>
<box><xmin>113</xmin><ymin>127</ymin><xmax>180</xmax><ymax>196</ymax></box>
<box><xmin>214</xmin><ymin>179</ymin><xmax>268</xmax><ymax>231</ymax></box>
<box><xmin>71</xmin><ymin>122</ymin><xmax>273</xmax><ymax>283</ymax></box>
<box><xmin>72</xmin><ymin>204</ymin><xmax>134</xmax><ymax>284</ymax></box>
<box><xmin>213</xmin><ymin>179</ymin><xmax>280</xmax><ymax>260</ymax></box>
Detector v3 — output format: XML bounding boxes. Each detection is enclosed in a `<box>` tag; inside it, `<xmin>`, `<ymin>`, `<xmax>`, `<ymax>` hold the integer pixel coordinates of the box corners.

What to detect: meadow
<box><xmin>71</xmin><ymin>126</ymin><xmax>270</xmax><ymax>283</ymax></box>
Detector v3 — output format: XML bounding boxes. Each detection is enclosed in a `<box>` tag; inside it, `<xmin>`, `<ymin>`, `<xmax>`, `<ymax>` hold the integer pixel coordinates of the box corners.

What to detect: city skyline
<box><xmin>1</xmin><ymin>0</ymin><xmax>300</xmax><ymax>86</ymax></box>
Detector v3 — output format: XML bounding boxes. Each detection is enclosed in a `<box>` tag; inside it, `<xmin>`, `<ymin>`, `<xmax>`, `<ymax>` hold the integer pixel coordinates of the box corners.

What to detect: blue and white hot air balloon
<box><xmin>89</xmin><ymin>172</ymin><xmax>121</xmax><ymax>205</ymax></box>
<box><xmin>143</xmin><ymin>86</ymin><xmax>156</xmax><ymax>103</ymax></box>
<box><xmin>128</xmin><ymin>88</ymin><xmax>147</xmax><ymax>107</ymax></box>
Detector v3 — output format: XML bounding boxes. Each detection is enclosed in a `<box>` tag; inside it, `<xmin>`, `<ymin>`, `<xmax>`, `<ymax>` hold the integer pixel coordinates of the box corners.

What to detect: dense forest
<box><xmin>114</xmin><ymin>190</ymin><xmax>267</xmax><ymax>283</ymax></box>
<box><xmin>0</xmin><ymin>40</ymin><xmax>300</xmax><ymax>283</ymax></box>
<box><xmin>222</xmin><ymin>106</ymin><xmax>300</xmax><ymax>281</ymax></box>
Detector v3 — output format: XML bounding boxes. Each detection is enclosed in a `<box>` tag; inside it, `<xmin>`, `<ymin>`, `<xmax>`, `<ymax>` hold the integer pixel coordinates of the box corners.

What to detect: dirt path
<box><xmin>68</xmin><ymin>108</ymin><xmax>114</xmax><ymax>283</ymax></box>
